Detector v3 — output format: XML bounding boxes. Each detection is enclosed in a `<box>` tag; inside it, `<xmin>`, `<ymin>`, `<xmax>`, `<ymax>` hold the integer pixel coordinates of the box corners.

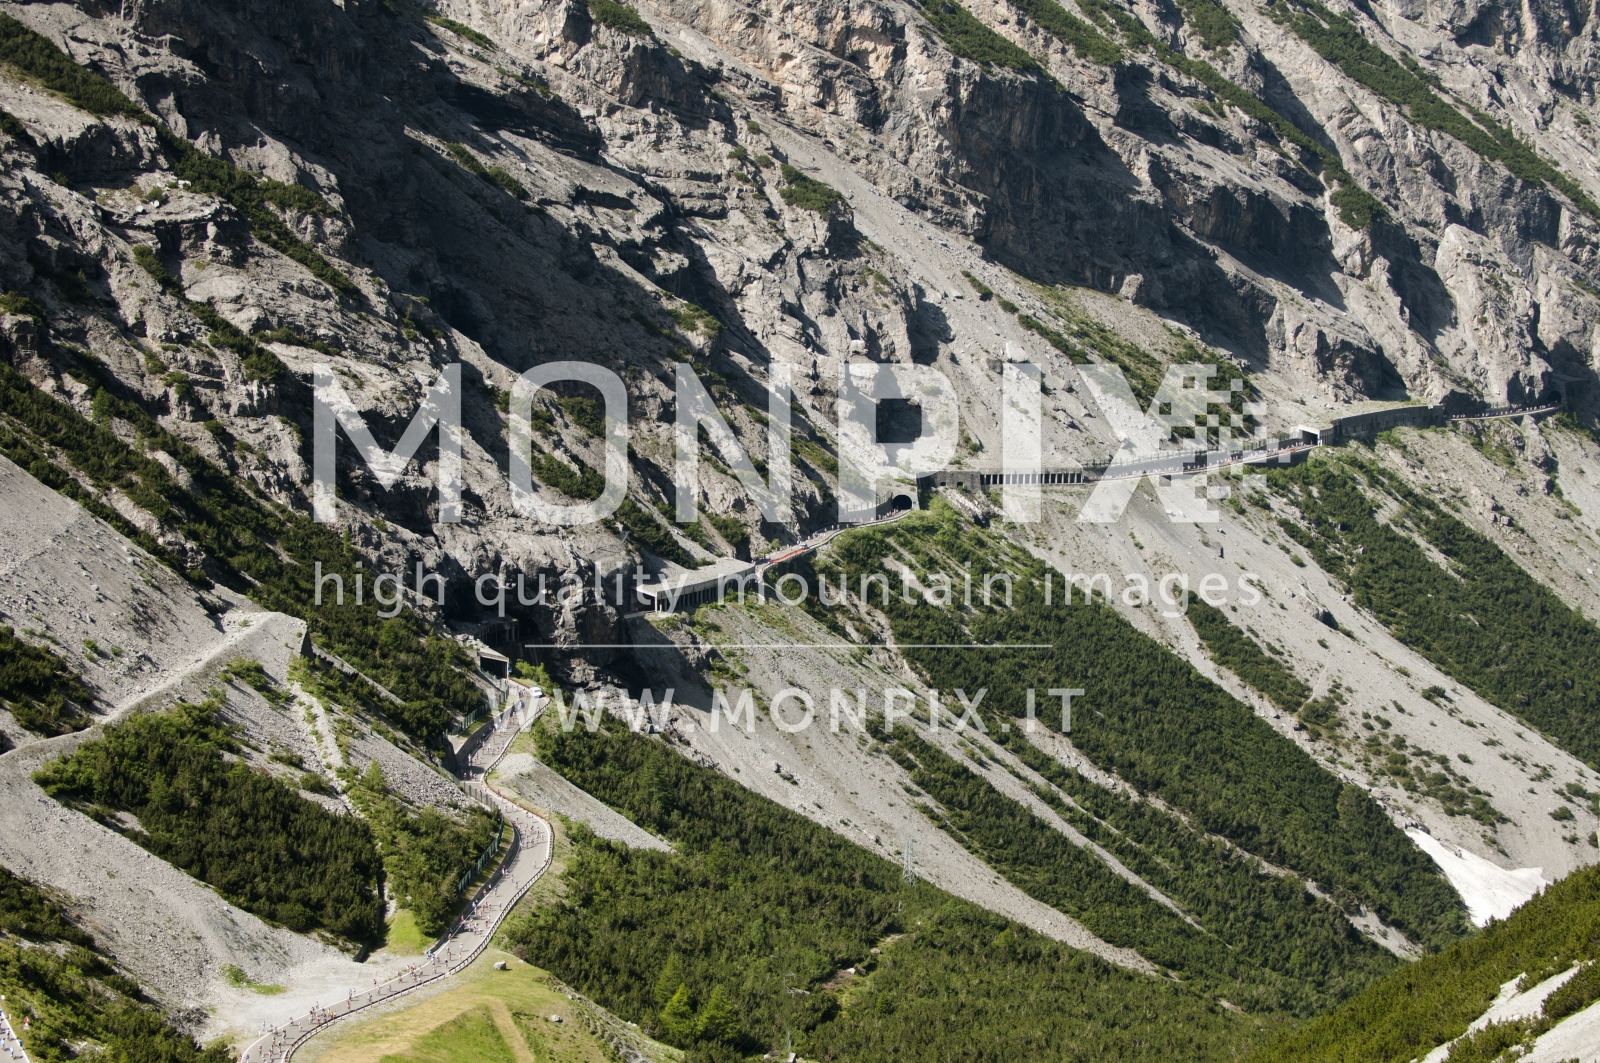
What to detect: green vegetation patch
<box><xmin>0</xmin><ymin>624</ymin><xmax>92</xmax><ymax>736</ymax></box>
<box><xmin>1017</xmin><ymin>313</ymin><xmax>1086</xmax><ymax>362</ymax></box>
<box><xmin>1036</xmin><ymin>290</ymin><xmax>1168</xmax><ymax>405</ymax></box>
<box><xmin>383</xmin><ymin>909</ymin><xmax>432</xmax><ymax>956</ymax></box>
<box><xmin>705</xmin><ymin>512</ymin><xmax>750</xmax><ymax>556</ymax></box>
<box><xmin>383</xmin><ymin>1005</ymin><xmax>517</xmax><ymax>1063</ymax></box>
<box><xmin>0</xmin><ymin>866</ymin><xmax>232</xmax><ymax>1063</ymax></box>
<box><xmin>816</xmin><ymin>503</ymin><xmax>1469</xmax><ymax>949</ymax></box>
<box><xmin>348</xmin><ymin>763</ymin><xmax>500</xmax><ymax>937</ymax></box>
<box><xmin>1357</xmin><ymin>725</ymin><xmax>1503</xmax><ymax>825</ymax></box>
<box><xmin>667</xmin><ymin>302</ymin><xmax>722</xmax><ymax>337</ymax></box>
<box><xmin>508</xmin><ymin>719</ymin><xmax>1267</xmax><ymax>1061</ymax></box>
<box><xmin>885</xmin><ymin>730</ymin><xmax>1398</xmax><ymax>1015</ymax></box>
<box><xmin>34</xmin><ymin>698</ymin><xmax>386</xmax><ymax>946</ymax></box>
<box><xmin>1271</xmin><ymin>457</ymin><xmax>1600</xmax><ymax>769</ymax></box>
<box><xmin>255</xmin><ymin>326</ymin><xmax>341</xmax><ymax>358</ymax></box>
<box><xmin>0</xmin><ymin>865</ymin><xmax>91</xmax><ymax>946</ymax></box>
<box><xmin>443</xmin><ymin>141</ymin><xmax>528</xmax><ymax>199</ymax></box>
<box><xmin>528</xmin><ymin>444</ymin><xmax>605</xmax><ymax>501</ymax></box>
<box><xmin>0</xmin><ymin>290</ymin><xmax>46</xmax><ymax>324</ymax></box>
<box><xmin>778</xmin><ymin>164</ymin><xmax>845</xmax><ymax>213</ymax></box>
<box><xmin>794</xmin><ymin>436</ymin><xmax>838</xmax><ymax>477</ymax></box>
<box><xmin>1188</xmin><ymin>599</ymin><xmax>1310</xmax><ymax>711</ymax></box>
<box><xmin>188</xmin><ymin>301</ymin><xmax>288</xmax><ymax>386</ymax></box>
<box><xmin>1013</xmin><ymin>0</ymin><xmax>1121</xmax><ymax>64</ymax></box>
<box><xmin>221</xmin><ymin>963</ymin><xmax>285</xmax><ymax>995</ymax></box>
<box><xmin>133</xmin><ymin>244</ymin><xmax>179</xmax><ymax>294</ymax></box>
<box><xmin>0</xmin><ymin>12</ymin><xmax>148</xmax><ymax>121</ymax></box>
<box><xmin>0</xmin><ymin>107</ymin><xmax>36</xmax><ymax>148</ymax></box>
<box><xmin>557</xmin><ymin>394</ymin><xmax>606</xmax><ymax>436</ymax></box>
<box><xmin>1174</xmin><ymin>0</ymin><xmax>1241</xmax><ymax>52</ymax></box>
<box><xmin>616</xmin><ymin>497</ymin><xmax>700</xmax><ymax>568</ymax></box>
<box><xmin>425</xmin><ymin>15</ymin><xmax>497</xmax><ymax>50</ymax></box>
<box><xmin>585</xmin><ymin>0</ymin><xmax>654</xmax><ymax>36</ymax></box>
<box><xmin>914</xmin><ymin>0</ymin><xmax>1046</xmax><ymax>76</ymax></box>
<box><xmin>1260</xmin><ymin>862</ymin><xmax>1600</xmax><ymax>1062</ymax></box>
<box><xmin>1330</xmin><ymin>182</ymin><xmax>1385</xmax><ymax>230</ymax></box>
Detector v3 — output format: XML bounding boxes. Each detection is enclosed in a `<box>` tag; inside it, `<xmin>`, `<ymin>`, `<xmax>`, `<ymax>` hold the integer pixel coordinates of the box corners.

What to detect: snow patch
<box><xmin>1408</xmin><ymin>830</ymin><xmax>1547</xmax><ymax>926</ymax></box>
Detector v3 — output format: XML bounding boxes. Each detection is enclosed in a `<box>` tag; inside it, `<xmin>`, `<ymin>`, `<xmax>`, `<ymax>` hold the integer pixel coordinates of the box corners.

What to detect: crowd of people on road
<box><xmin>239</xmin><ymin>708</ymin><xmax>550</xmax><ymax>1063</ymax></box>
<box><xmin>0</xmin><ymin>1005</ymin><xmax>31</xmax><ymax>1063</ymax></box>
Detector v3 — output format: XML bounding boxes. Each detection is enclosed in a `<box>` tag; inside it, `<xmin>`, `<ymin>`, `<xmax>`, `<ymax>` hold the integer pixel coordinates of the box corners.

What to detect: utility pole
<box><xmin>902</xmin><ymin>840</ymin><xmax>916</xmax><ymax>885</ymax></box>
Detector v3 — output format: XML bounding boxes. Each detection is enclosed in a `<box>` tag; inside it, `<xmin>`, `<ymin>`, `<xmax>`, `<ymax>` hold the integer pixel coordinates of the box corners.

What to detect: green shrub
<box><xmin>444</xmin><ymin>140</ymin><xmax>487</xmax><ymax>175</ymax></box>
<box><xmin>1330</xmin><ymin>182</ymin><xmax>1386</xmax><ymax>229</ymax></box>
<box><xmin>34</xmin><ymin>698</ymin><xmax>386</xmax><ymax>946</ymax></box>
<box><xmin>161</xmin><ymin>370</ymin><xmax>192</xmax><ymax>398</ymax></box>
<box><xmin>132</xmin><ymin>244</ymin><xmax>178</xmax><ymax>292</ymax></box>
<box><xmin>255</xmin><ymin>326</ymin><xmax>341</xmax><ymax>357</ymax></box>
<box><xmin>1016</xmin><ymin>314</ymin><xmax>1084</xmax><ymax>361</ymax></box>
<box><xmin>556</xmin><ymin>394</ymin><xmax>605</xmax><ymax>435</ymax></box>
<box><xmin>0</xmin><ymin>624</ymin><xmax>91</xmax><ymax>736</ymax></box>
<box><xmin>0</xmin><ymin>106</ymin><xmax>36</xmax><ymax>147</ymax></box>
<box><xmin>529</xmin><ymin>444</ymin><xmax>606</xmax><ymax>501</ymax></box>
<box><xmin>0</xmin><ymin>13</ymin><xmax>148</xmax><ymax>121</ymax></box>
<box><xmin>668</xmin><ymin>303</ymin><xmax>722</xmax><ymax>336</ymax></box>
<box><xmin>425</xmin><ymin>14</ymin><xmax>497</xmax><ymax>50</ymax></box>
<box><xmin>1013</xmin><ymin>0</ymin><xmax>1121</xmax><ymax>64</ymax></box>
<box><xmin>488</xmin><ymin>165</ymin><xmax>528</xmax><ymax>198</ymax></box>
<box><xmin>221</xmin><ymin>657</ymin><xmax>292</xmax><ymax>707</ymax></box>
<box><xmin>1175</xmin><ymin>0</ymin><xmax>1240</xmax><ymax>52</ymax></box>
<box><xmin>0</xmin><ymin>289</ymin><xmax>46</xmax><ymax>324</ymax></box>
<box><xmin>1188</xmin><ymin>599</ymin><xmax>1310</xmax><ymax>711</ymax></box>
<box><xmin>586</xmin><ymin>0</ymin><xmax>653</xmax><ymax>36</ymax></box>
<box><xmin>778</xmin><ymin>164</ymin><xmax>845</xmax><ymax>213</ymax></box>
<box><xmin>706</xmin><ymin>512</ymin><xmax>750</xmax><ymax>555</ymax></box>
<box><xmin>794</xmin><ymin>436</ymin><xmax>838</xmax><ymax>476</ymax></box>
<box><xmin>347</xmin><ymin>763</ymin><xmax>500</xmax><ymax>936</ymax></box>
<box><xmin>613</xmin><ymin>496</ymin><xmax>698</xmax><ymax>567</ymax></box>
<box><xmin>960</xmin><ymin>270</ymin><xmax>994</xmax><ymax>299</ymax></box>
<box><xmin>444</xmin><ymin>142</ymin><xmax>528</xmax><ymax>199</ymax></box>
<box><xmin>914</xmin><ymin>0</ymin><xmax>1046</xmax><ymax>76</ymax></box>
<box><xmin>0</xmin><ymin>866</ymin><xmax>230</xmax><ymax>1062</ymax></box>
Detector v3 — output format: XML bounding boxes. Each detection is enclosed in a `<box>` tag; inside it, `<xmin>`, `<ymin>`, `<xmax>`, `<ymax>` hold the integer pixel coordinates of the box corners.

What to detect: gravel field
<box><xmin>0</xmin><ymin>458</ymin><xmax>441</xmax><ymax>1039</ymax></box>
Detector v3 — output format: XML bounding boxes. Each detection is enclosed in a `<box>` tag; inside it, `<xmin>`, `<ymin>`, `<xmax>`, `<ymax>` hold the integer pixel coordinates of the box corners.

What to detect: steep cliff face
<box><xmin>2</xmin><ymin>0</ymin><xmax>1599</xmax><ymax>628</ymax></box>
<box><xmin>638</xmin><ymin>0</ymin><xmax>1600</xmax><ymax>403</ymax></box>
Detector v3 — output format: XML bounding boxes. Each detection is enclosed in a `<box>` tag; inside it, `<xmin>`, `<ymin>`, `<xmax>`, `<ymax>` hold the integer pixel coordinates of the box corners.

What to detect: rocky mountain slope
<box><xmin>4</xmin><ymin>0</ymin><xmax>1600</xmax><ymax>1057</ymax></box>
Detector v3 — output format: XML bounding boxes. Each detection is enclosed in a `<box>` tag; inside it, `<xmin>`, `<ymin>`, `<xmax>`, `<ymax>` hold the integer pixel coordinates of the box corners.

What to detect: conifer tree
<box><xmin>660</xmin><ymin>984</ymin><xmax>696</xmax><ymax>1044</ymax></box>
<box><xmin>696</xmin><ymin>985</ymin><xmax>738</xmax><ymax>1043</ymax></box>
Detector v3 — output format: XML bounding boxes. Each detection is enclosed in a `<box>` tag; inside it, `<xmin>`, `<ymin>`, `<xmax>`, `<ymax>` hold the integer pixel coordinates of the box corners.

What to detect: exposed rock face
<box><xmin>0</xmin><ymin>0</ymin><xmax>1597</xmax><ymax>659</ymax></box>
